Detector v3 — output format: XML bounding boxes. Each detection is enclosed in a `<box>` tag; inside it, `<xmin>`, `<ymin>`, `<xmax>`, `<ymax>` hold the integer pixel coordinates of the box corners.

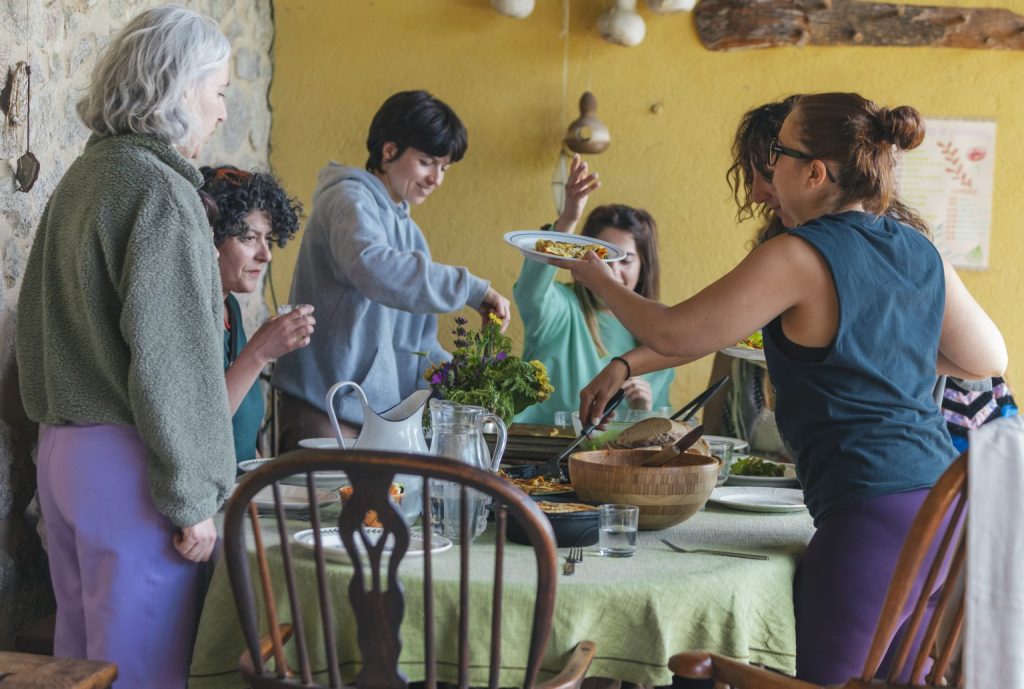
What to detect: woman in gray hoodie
<box><xmin>272</xmin><ymin>90</ymin><xmax>509</xmax><ymax>448</ymax></box>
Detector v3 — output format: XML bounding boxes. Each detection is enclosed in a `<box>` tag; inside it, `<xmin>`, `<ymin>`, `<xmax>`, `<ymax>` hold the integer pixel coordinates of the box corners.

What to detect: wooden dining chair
<box><xmin>223</xmin><ymin>448</ymin><xmax>596</xmax><ymax>689</ymax></box>
<box><xmin>668</xmin><ymin>451</ymin><xmax>969</xmax><ymax>689</ymax></box>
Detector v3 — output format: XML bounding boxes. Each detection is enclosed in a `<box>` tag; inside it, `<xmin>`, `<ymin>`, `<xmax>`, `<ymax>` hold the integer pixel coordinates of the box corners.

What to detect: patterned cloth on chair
<box><xmin>942</xmin><ymin>376</ymin><xmax>1017</xmax><ymax>452</ymax></box>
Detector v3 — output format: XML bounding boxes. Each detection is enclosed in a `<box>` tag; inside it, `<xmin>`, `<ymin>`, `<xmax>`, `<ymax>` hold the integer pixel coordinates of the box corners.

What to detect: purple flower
<box><xmin>455</xmin><ymin>316</ymin><xmax>468</xmax><ymax>326</ymax></box>
<box><xmin>495</xmin><ymin>351</ymin><xmax>508</xmax><ymax>361</ymax></box>
<box><xmin>431</xmin><ymin>372</ymin><xmax>445</xmax><ymax>385</ymax></box>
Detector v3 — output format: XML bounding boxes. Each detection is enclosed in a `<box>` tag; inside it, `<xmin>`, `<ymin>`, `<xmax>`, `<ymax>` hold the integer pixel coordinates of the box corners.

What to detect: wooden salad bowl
<box><xmin>568</xmin><ymin>448</ymin><xmax>719</xmax><ymax>530</ymax></box>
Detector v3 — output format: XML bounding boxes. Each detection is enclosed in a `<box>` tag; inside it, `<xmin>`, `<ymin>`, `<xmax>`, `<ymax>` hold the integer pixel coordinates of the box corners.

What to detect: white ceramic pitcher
<box><xmin>325</xmin><ymin>381</ymin><xmax>431</xmax><ymax>522</ymax></box>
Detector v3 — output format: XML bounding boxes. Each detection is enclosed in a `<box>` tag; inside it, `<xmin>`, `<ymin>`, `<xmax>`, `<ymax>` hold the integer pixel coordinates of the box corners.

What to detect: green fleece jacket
<box><xmin>16</xmin><ymin>134</ymin><xmax>236</xmax><ymax>528</ymax></box>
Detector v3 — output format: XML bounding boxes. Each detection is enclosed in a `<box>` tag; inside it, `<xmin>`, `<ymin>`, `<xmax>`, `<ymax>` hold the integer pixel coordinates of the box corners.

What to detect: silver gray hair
<box><xmin>76</xmin><ymin>5</ymin><xmax>230</xmax><ymax>146</ymax></box>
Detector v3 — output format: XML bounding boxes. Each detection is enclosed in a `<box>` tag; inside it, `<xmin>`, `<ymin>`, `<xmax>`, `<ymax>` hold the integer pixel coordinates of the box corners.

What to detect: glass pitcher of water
<box><xmin>428</xmin><ymin>400</ymin><xmax>508</xmax><ymax>542</ymax></box>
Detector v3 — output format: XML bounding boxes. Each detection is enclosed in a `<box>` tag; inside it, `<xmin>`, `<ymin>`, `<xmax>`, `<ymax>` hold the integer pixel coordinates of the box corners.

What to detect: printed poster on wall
<box><xmin>894</xmin><ymin>118</ymin><xmax>995</xmax><ymax>270</ymax></box>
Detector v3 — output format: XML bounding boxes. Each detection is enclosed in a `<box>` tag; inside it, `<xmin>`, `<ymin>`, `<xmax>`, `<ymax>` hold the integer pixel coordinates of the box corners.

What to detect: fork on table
<box><xmin>562</xmin><ymin>547</ymin><xmax>584</xmax><ymax>575</ymax></box>
<box><xmin>660</xmin><ymin>538</ymin><xmax>768</xmax><ymax>560</ymax></box>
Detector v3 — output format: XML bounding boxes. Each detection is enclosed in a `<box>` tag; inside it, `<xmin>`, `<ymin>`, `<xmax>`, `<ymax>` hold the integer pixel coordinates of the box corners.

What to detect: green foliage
<box><xmin>424</xmin><ymin>315</ymin><xmax>554</xmax><ymax>423</ymax></box>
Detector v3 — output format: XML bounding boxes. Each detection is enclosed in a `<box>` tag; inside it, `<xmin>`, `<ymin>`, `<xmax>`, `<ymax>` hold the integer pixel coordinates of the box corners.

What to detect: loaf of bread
<box><xmin>608</xmin><ymin>418</ymin><xmax>710</xmax><ymax>455</ymax></box>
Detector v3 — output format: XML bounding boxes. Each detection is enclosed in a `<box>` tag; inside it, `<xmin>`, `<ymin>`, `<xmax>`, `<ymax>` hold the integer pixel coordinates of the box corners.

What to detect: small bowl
<box><xmin>493</xmin><ymin>500</ymin><xmax>599</xmax><ymax>548</ymax></box>
<box><xmin>569</xmin><ymin>448</ymin><xmax>718</xmax><ymax>530</ymax></box>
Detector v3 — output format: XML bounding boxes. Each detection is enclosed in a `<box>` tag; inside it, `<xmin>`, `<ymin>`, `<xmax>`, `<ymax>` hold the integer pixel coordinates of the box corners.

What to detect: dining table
<box><xmin>187</xmin><ymin>486</ymin><xmax>815</xmax><ymax>689</ymax></box>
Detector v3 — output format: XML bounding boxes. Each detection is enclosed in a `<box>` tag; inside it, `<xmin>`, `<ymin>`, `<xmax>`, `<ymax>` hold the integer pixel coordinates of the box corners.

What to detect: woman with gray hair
<box><xmin>16</xmin><ymin>6</ymin><xmax>235</xmax><ymax>687</ymax></box>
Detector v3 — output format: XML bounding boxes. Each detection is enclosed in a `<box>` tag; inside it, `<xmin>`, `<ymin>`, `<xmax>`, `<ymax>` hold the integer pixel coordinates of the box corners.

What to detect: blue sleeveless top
<box><xmin>763</xmin><ymin>211</ymin><xmax>955</xmax><ymax>524</ymax></box>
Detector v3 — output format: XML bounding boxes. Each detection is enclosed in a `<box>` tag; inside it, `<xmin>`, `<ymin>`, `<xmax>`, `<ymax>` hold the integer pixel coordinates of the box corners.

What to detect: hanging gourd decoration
<box><xmin>599</xmin><ymin>0</ymin><xmax>647</xmax><ymax>47</ymax></box>
<box><xmin>564</xmin><ymin>92</ymin><xmax>610</xmax><ymax>155</ymax></box>
<box><xmin>491</xmin><ymin>0</ymin><xmax>535</xmax><ymax>19</ymax></box>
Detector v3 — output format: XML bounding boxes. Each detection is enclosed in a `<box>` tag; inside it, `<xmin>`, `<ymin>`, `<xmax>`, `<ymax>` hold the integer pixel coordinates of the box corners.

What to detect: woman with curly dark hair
<box><xmin>199</xmin><ymin>165</ymin><xmax>316</xmax><ymax>461</ymax></box>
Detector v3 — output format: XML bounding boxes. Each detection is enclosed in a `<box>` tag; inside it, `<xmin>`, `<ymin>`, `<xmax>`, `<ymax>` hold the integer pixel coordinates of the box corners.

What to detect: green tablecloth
<box><xmin>189</xmin><ymin>504</ymin><xmax>814</xmax><ymax>688</ymax></box>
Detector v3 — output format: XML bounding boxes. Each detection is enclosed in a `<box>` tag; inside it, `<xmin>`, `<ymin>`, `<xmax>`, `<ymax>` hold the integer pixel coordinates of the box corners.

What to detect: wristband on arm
<box><xmin>611</xmin><ymin>356</ymin><xmax>631</xmax><ymax>381</ymax></box>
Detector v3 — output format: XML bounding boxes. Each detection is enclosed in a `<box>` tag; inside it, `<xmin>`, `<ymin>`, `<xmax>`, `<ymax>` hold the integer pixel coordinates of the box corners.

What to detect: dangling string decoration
<box><xmin>550</xmin><ymin>0</ymin><xmax>572</xmax><ymax>215</ymax></box>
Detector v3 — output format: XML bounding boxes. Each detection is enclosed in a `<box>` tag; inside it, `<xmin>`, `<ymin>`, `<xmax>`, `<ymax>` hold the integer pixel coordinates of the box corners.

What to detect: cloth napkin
<box><xmin>966</xmin><ymin>415</ymin><xmax>1024</xmax><ymax>686</ymax></box>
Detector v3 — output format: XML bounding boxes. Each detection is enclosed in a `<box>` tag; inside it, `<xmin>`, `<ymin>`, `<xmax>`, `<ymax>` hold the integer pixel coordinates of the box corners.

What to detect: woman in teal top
<box><xmin>514</xmin><ymin>155</ymin><xmax>674</xmax><ymax>424</ymax></box>
<box><xmin>200</xmin><ymin>166</ymin><xmax>315</xmax><ymax>461</ymax></box>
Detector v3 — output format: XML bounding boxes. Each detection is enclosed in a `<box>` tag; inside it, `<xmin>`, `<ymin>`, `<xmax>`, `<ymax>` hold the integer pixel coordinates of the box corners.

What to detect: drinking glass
<box><xmin>277</xmin><ymin>303</ymin><xmax>310</xmax><ymax>315</ymax></box>
<box><xmin>598</xmin><ymin>504</ymin><xmax>639</xmax><ymax>557</ymax></box>
<box><xmin>709</xmin><ymin>440</ymin><xmax>735</xmax><ymax>486</ymax></box>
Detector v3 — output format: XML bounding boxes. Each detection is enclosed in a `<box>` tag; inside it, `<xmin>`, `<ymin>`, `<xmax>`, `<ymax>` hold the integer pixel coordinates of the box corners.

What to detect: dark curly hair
<box><xmin>198</xmin><ymin>165</ymin><xmax>302</xmax><ymax>248</ymax></box>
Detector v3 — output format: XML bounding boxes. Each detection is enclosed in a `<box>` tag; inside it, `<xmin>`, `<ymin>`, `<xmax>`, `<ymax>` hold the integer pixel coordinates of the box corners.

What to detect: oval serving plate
<box><xmin>503</xmin><ymin>230</ymin><xmax>626</xmax><ymax>265</ymax></box>
<box><xmin>708</xmin><ymin>487</ymin><xmax>806</xmax><ymax>513</ymax></box>
<box><xmin>719</xmin><ymin>345</ymin><xmax>766</xmax><ymax>362</ymax></box>
<box><xmin>251</xmin><ymin>484</ymin><xmax>340</xmax><ymax>511</ymax></box>
<box><xmin>237</xmin><ymin>458</ymin><xmax>349</xmax><ymax>491</ymax></box>
<box><xmin>291</xmin><ymin>526</ymin><xmax>452</xmax><ymax>564</ymax></box>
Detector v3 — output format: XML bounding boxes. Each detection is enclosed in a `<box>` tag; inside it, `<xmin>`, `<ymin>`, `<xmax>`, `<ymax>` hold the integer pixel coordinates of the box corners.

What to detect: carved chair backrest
<box><xmin>223</xmin><ymin>449</ymin><xmax>559</xmax><ymax>689</ymax></box>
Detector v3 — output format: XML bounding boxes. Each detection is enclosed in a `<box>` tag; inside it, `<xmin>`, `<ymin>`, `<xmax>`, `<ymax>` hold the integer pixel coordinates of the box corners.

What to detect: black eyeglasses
<box><xmin>768</xmin><ymin>138</ymin><xmax>837</xmax><ymax>183</ymax></box>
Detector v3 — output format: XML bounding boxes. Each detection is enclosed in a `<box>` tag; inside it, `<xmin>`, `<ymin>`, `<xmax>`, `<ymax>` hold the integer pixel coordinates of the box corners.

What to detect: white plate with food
<box><xmin>237</xmin><ymin>458</ymin><xmax>349</xmax><ymax>491</ymax></box>
<box><xmin>708</xmin><ymin>487</ymin><xmax>806</xmax><ymax>513</ymax></box>
<box><xmin>291</xmin><ymin>526</ymin><xmax>452</xmax><ymax>564</ymax></box>
<box><xmin>727</xmin><ymin>455</ymin><xmax>799</xmax><ymax>487</ymax></box>
<box><xmin>250</xmin><ymin>484</ymin><xmax>340</xmax><ymax>511</ymax></box>
<box><xmin>504</xmin><ymin>231</ymin><xmax>626</xmax><ymax>265</ymax></box>
<box><xmin>298</xmin><ymin>437</ymin><xmax>341</xmax><ymax>449</ymax></box>
<box><xmin>720</xmin><ymin>332</ymin><xmax>765</xmax><ymax>362</ymax></box>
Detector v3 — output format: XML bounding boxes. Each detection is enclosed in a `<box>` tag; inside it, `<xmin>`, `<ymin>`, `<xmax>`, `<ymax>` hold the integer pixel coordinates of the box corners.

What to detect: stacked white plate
<box><xmin>291</xmin><ymin>527</ymin><xmax>452</xmax><ymax>564</ymax></box>
<box><xmin>237</xmin><ymin>457</ymin><xmax>349</xmax><ymax>491</ymax></box>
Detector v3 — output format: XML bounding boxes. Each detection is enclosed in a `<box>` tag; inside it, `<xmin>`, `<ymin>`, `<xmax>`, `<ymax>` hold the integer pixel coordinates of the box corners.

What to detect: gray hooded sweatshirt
<box><xmin>272</xmin><ymin>164</ymin><xmax>489</xmax><ymax>425</ymax></box>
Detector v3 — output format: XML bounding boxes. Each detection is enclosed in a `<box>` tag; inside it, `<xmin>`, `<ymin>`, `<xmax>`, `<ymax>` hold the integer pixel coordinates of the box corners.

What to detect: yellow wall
<box><xmin>269</xmin><ymin>0</ymin><xmax>1024</xmax><ymax>407</ymax></box>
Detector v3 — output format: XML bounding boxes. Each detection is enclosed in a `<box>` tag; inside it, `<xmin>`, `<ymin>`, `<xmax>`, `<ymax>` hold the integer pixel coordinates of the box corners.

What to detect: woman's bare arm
<box><xmin>938</xmin><ymin>258</ymin><xmax>1007</xmax><ymax>379</ymax></box>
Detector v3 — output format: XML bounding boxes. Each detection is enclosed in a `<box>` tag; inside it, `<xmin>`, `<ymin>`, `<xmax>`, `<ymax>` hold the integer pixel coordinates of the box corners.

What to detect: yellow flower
<box><xmin>529</xmin><ymin>360</ymin><xmax>554</xmax><ymax>401</ymax></box>
<box><xmin>487</xmin><ymin>312</ymin><xmax>503</xmax><ymax>327</ymax></box>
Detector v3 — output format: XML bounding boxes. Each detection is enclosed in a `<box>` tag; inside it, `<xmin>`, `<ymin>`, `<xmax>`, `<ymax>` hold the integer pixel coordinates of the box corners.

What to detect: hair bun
<box><xmin>877</xmin><ymin>106</ymin><xmax>925</xmax><ymax>151</ymax></box>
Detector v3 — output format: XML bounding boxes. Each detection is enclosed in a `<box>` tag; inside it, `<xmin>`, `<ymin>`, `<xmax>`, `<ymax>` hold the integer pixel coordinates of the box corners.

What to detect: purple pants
<box><xmin>37</xmin><ymin>424</ymin><xmax>206</xmax><ymax>689</ymax></box>
<box><xmin>794</xmin><ymin>488</ymin><xmax>951</xmax><ymax>684</ymax></box>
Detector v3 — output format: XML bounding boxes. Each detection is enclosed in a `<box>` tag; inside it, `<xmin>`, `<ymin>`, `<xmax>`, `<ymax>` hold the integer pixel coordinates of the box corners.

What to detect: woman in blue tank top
<box><xmin>561</xmin><ymin>93</ymin><xmax>1007</xmax><ymax>683</ymax></box>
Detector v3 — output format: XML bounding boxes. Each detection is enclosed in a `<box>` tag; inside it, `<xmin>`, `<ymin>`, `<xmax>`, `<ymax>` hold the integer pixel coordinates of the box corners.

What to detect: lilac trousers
<box><xmin>794</xmin><ymin>488</ymin><xmax>949</xmax><ymax>684</ymax></box>
<box><xmin>37</xmin><ymin>423</ymin><xmax>206</xmax><ymax>689</ymax></box>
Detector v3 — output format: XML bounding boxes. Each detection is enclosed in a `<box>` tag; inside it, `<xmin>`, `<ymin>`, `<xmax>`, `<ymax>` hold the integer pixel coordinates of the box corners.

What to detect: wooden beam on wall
<box><xmin>690</xmin><ymin>0</ymin><xmax>1024</xmax><ymax>51</ymax></box>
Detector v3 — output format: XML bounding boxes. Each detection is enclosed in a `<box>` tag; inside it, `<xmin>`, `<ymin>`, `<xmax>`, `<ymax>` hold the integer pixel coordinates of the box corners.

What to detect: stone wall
<box><xmin>0</xmin><ymin>0</ymin><xmax>274</xmax><ymax>648</ymax></box>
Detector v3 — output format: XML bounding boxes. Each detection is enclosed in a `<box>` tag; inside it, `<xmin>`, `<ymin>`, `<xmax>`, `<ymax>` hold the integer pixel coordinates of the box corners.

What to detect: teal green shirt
<box><xmin>224</xmin><ymin>294</ymin><xmax>265</xmax><ymax>462</ymax></box>
<box><xmin>513</xmin><ymin>259</ymin><xmax>674</xmax><ymax>424</ymax></box>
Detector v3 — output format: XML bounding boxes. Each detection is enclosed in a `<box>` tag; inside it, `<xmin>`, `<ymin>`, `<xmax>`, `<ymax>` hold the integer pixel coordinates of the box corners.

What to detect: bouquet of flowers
<box><xmin>424</xmin><ymin>314</ymin><xmax>554</xmax><ymax>423</ymax></box>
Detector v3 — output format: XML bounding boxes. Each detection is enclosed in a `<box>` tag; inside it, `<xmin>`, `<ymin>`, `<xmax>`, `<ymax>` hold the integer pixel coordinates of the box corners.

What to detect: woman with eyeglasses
<box><xmin>512</xmin><ymin>154</ymin><xmax>674</xmax><ymax>423</ymax></box>
<box><xmin>565</xmin><ymin>92</ymin><xmax>1006</xmax><ymax>683</ymax></box>
<box><xmin>15</xmin><ymin>7</ymin><xmax>238</xmax><ymax>687</ymax></box>
<box><xmin>705</xmin><ymin>97</ymin><xmax>937</xmax><ymax>453</ymax></box>
<box><xmin>199</xmin><ymin>166</ymin><xmax>314</xmax><ymax>463</ymax></box>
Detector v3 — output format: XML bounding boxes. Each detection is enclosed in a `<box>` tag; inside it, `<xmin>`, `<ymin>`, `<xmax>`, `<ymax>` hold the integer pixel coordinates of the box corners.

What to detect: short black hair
<box><xmin>365</xmin><ymin>90</ymin><xmax>468</xmax><ymax>172</ymax></box>
<box><xmin>199</xmin><ymin>166</ymin><xmax>302</xmax><ymax>248</ymax></box>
